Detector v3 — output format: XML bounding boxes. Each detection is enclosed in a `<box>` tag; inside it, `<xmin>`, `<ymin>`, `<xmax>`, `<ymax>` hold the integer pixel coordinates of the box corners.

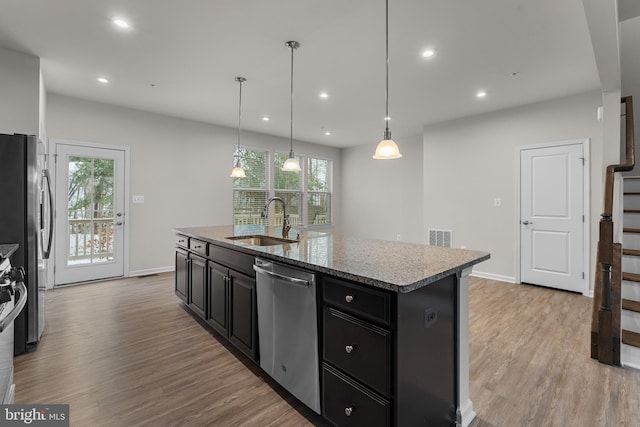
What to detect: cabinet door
<box><xmin>175</xmin><ymin>249</ymin><xmax>188</xmax><ymax>302</ymax></box>
<box><xmin>189</xmin><ymin>254</ymin><xmax>207</xmax><ymax>319</ymax></box>
<box><xmin>229</xmin><ymin>271</ymin><xmax>257</xmax><ymax>361</ymax></box>
<box><xmin>207</xmin><ymin>261</ymin><xmax>229</xmax><ymax>337</ymax></box>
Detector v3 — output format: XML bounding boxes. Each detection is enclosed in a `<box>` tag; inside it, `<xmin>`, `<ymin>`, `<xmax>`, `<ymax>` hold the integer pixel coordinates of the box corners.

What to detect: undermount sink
<box><xmin>225</xmin><ymin>234</ymin><xmax>298</xmax><ymax>246</ymax></box>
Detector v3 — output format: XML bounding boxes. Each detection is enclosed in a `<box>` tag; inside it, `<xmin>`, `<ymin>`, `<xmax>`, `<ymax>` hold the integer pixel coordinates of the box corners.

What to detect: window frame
<box><xmin>232</xmin><ymin>146</ymin><xmax>333</xmax><ymax>229</ymax></box>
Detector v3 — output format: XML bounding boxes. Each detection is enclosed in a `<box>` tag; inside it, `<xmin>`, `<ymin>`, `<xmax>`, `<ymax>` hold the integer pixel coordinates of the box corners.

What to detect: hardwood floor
<box><xmin>13</xmin><ymin>274</ymin><xmax>640</xmax><ymax>426</ymax></box>
<box><xmin>469</xmin><ymin>277</ymin><xmax>640</xmax><ymax>427</ymax></box>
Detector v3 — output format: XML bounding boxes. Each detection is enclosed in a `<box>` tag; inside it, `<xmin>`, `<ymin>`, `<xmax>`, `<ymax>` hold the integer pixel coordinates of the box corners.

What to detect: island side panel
<box><xmin>457</xmin><ymin>267</ymin><xmax>476</xmax><ymax>427</ymax></box>
<box><xmin>395</xmin><ymin>274</ymin><xmax>456</xmax><ymax>426</ymax></box>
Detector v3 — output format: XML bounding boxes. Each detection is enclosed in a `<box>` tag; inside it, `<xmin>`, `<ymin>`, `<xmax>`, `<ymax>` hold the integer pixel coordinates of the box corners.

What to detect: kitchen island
<box><xmin>173</xmin><ymin>225</ymin><xmax>489</xmax><ymax>427</ymax></box>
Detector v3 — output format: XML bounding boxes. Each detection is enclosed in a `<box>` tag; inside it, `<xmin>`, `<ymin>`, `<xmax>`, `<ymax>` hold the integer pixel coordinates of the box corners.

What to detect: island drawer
<box><xmin>189</xmin><ymin>238</ymin><xmax>208</xmax><ymax>256</ymax></box>
<box><xmin>176</xmin><ymin>234</ymin><xmax>189</xmax><ymax>248</ymax></box>
<box><xmin>209</xmin><ymin>245</ymin><xmax>254</xmax><ymax>277</ymax></box>
<box><xmin>322</xmin><ymin>363</ymin><xmax>390</xmax><ymax>427</ymax></box>
<box><xmin>323</xmin><ymin>307</ymin><xmax>391</xmax><ymax>396</ymax></box>
<box><xmin>323</xmin><ymin>277</ymin><xmax>391</xmax><ymax>325</ymax></box>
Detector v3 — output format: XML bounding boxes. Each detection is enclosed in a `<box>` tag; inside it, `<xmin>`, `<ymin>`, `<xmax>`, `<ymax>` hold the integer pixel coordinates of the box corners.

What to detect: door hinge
<box><xmin>579</xmin><ymin>157</ymin><xmax>585</xmax><ymax>165</ymax></box>
<box><xmin>582</xmin><ymin>272</ymin><xmax>585</xmax><ymax>279</ymax></box>
<box><xmin>583</xmin><ymin>215</ymin><xmax>585</xmax><ymax>222</ymax></box>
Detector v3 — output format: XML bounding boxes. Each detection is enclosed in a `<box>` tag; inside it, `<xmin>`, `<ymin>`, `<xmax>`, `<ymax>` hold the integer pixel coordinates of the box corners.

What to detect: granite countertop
<box><xmin>0</xmin><ymin>244</ymin><xmax>19</xmax><ymax>261</ymax></box>
<box><xmin>174</xmin><ymin>225</ymin><xmax>490</xmax><ymax>293</ymax></box>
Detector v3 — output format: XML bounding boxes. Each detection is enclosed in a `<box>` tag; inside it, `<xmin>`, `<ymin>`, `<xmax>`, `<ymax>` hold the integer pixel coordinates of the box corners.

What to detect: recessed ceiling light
<box><xmin>324</xmin><ymin>131</ymin><xmax>332</xmax><ymax>136</ymax></box>
<box><xmin>319</xmin><ymin>92</ymin><xmax>329</xmax><ymax>99</ymax></box>
<box><xmin>97</xmin><ymin>77</ymin><xmax>110</xmax><ymax>84</ymax></box>
<box><xmin>262</xmin><ymin>116</ymin><xmax>270</xmax><ymax>121</ymax></box>
<box><xmin>476</xmin><ymin>91</ymin><xmax>487</xmax><ymax>98</ymax></box>
<box><xmin>422</xmin><ymin>49</ymin><xmax>436</xmax><ymax>58</ymax></box>
<box><xmin>112</xmin><ymin>17</ymin><xmax>130</xmax><ymax>29</ymax></box>
<box><xmin>384</xmin><ymin>116</ymin><xmax>391</xmax><ymax>121</ymax></box>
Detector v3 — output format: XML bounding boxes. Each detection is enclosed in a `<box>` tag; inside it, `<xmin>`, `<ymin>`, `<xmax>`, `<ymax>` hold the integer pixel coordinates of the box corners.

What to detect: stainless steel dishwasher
<box><xmin>254</xmin><ymin>257</ymin><xmax>320</xmax><ymax>414</ymax></box>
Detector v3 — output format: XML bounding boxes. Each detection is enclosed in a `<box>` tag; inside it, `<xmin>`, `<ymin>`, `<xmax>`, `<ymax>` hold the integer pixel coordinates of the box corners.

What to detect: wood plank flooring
<box><xmin>13</xmin><ymin>274</ymin><xmax>640</xmax><ymax>426</ymax></box>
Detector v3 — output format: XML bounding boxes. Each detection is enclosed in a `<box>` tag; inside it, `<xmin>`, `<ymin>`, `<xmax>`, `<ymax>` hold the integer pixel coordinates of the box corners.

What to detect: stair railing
<box><xmin>591</xmin><ymin>96</ymin><xmax>635</xmax><ymax>365</ymax></box>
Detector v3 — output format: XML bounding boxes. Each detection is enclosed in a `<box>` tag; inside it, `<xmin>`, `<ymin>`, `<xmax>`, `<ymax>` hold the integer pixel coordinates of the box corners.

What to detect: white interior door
<box><xmin>520</xmin><ymin>142</ymin><xmax>585</xmax><ymax>293</ymax></box>
<box><xmin>54</xmin><ymin>143</ymin><xmax>126</xmax><ymax>285</ymax></box>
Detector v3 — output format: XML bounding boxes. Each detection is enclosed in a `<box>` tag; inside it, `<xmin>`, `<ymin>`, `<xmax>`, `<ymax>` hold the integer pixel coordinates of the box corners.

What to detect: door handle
<box><xmin>522</xmin><ymin>220</ymin><xmax>533</xmax><ymax>225</ymax></box>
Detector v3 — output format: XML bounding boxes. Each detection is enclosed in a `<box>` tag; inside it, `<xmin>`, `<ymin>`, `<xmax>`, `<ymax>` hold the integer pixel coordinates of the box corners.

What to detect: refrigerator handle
<box><xmin>42</xmin><ymin>169</ymin><xmax>54</xmax><ymax>260</ymax></box>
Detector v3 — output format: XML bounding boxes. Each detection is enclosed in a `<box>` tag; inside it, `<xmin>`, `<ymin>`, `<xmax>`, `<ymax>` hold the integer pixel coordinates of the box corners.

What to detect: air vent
<box><xmin>428</xmin><ymin>229</ymin><xmax>452</xmax><ymax>248</ymax></box>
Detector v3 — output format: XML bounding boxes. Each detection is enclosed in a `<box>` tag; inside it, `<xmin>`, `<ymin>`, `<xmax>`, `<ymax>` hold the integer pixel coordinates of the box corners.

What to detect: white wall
<box><xmin>340</xmin><ymin>134</ymin><xmax>423</xmax><ymax>243</ymax></box>
<box><xmin>621</xmin><ymin>16</ymin><xmax>640</xmax><ymax>177</ymax></box>
<box><xmin>0</xmin><ymin>46</ymin><xmax>40</xmax><ymax>135</ymax></box>
<box><xmin>47</xmin><ymin>93</ymin><xmax>341</xmax><ymax>275</ymax></box>
<box><xmin>422</xmin><ymin>90</ymin><xmax>604</xmax><ymax>284</ymax></box>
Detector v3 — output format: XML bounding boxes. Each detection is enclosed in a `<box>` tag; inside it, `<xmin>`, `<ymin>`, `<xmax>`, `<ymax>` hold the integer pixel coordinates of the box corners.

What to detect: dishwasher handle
<box><xmin>253</xmin><ymin>264</ymin><xmax>310</xmax><ymax>287</ymax></box>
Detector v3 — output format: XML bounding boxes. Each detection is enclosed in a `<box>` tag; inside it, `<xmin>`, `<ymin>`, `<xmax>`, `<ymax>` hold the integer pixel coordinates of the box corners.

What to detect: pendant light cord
<box><xmin>385</xmin><ymin>0</ymin><xmax>390</xmax><ymax>136</ymax></box>
<box><xmin>237</xmin><ymin>79</ymin><xmax>243</xmax><ymax>153</ymax></box>
<box><xmin>290</xmin><ymin>44</ymin><xmax>295</xmax><ymax>153</ymax></box>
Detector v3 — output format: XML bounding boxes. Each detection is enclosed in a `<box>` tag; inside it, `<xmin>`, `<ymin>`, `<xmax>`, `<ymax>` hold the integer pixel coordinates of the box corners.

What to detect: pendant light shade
<box><xmin>230</xmin><ymin>77</ymin><xmax>247</xmax><ymax>178</ymax></box>
<box><xmin>283</xmin><ymin>41</ymin><xmax>302</xmax><ymax>172</ymax></box>
<box><xmin>373</xmin><ymin>0</ymin><xmax>402</xmax><ymax>160</ymax></box>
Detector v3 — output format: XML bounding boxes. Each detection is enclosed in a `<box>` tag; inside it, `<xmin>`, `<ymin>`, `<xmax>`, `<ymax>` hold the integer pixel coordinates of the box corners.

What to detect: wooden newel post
<box><xmin>597</xmin><ymin>217</ymin><xmax>614</xmax><ymax>365</ymax></box>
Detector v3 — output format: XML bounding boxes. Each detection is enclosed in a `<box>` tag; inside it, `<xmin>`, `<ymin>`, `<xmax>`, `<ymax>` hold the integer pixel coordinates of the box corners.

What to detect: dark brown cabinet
<box><xmin>228</xmin><ymin>270</ymin><xmax>257</xmax><ymax>360</ymax></box>
<box><xmin>188</xmin><ymin>253</ymin><xmax>207</xmax><ymax>319</ymax></box>
<box><xmin>175</xmin><ymin>233</ymin><xmax>258</xmax><ymax>363</ymax></box>
<box><xmin>207</xmin><ymin>261</ymin><xmax>228</xmax><ymax>337</ymax></box>
<box><xmin>322</xmin><ymin>363</ymin><xmax>390</xmax><ymax>427</ymax></box>
<box><xmin>174</xmin><ymin>248</ymin><xmax>188</xmax><ymax>303</ymax></box>
<box><xmin>322</xmin><ymin>277</ymin><xmax>393</xmax><ymax>427</ymax></box>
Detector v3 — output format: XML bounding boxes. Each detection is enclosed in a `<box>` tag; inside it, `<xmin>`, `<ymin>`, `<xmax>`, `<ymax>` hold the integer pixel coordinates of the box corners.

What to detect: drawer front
<box><xmin>323</xmin><ymin>277</ymin><xmax>391</xmax><ymax>325</ymax></box>
<box><xmin>323</xmin><ymin>363</ymin><xmax>390</xmax><ymax>427</ymax></box>
<box><xmin>323</xmin><ymin>307</ymin><xmax>391</xmax><ymax>396</ymax></box>
<box><xmin>189</xmin><ymin>238</ymin><xmax>207</xmax><ymax>257</ymax></box>
<box><xmin>209</xmin><ymin>244</ymin><xmax>254</xmax><ymax>277</ymax></box>
<box><xmin>176</xmin><ymin>234</ymin><xmax>189</xmax><ymax>248</ymax></box>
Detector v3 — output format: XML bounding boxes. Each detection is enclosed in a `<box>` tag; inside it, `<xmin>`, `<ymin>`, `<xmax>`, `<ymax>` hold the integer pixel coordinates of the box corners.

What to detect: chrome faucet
<box><xmin>261</xmin><ymin>197</ymin><xmax>291</xmax><ymax>239</ymax></box>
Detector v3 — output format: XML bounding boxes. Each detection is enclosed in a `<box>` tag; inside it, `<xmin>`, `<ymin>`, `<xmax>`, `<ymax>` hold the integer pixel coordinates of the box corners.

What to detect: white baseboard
<box><xmin>128</xmin><ymin>265</ymin><xmax>174</xmax><ymax>277</ymax></box>
<box><xmin>470</xmin><ymin>270</ymin><xmax>516</xmax><ymax>283</ymax></box>
<box><xmin>460</xmin><ymin>398</ymin><xmax>476</xmax><ymax>427</ymax></box>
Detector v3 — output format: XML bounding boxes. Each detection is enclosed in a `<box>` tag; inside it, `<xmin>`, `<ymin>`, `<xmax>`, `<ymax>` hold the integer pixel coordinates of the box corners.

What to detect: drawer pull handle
<box><xmin>345</xmin><ymin>345</ymin><xmax>354</xmax><ymax>354</ymax></box>
<box><xmin>344</xmin><ymin>407</ymin><xmax>353</xmax><ymax>417</ymax></box>
<box><xmin>194</xmin><ymin>245</ymin><xmax>201</xmax><ymax>249</ymax></box>
<box><xmin>345</xmin><ymin>295</ymin><xmax>354</xmax><ymax>303</ymax></box>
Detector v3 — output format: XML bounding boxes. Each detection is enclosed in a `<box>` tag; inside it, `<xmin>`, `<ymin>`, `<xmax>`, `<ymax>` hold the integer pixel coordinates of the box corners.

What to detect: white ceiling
<box><xmin>0</xmin><ymin>0</ymin><xmax>601</xmax><ymax>148</ymax></box>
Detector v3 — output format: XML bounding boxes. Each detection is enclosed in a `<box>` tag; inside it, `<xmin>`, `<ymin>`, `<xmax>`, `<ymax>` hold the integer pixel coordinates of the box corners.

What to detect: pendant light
<box><xmin>373</xmin><ymin>0</ymin><xmax>402</xmax><ymax>159</ymax></box>
<box><xmin>282</xmin><ymin>41</ymin><xmax>302</xmax><ymax>172</ymax></box>
<box><xmin>230</xmin><ymin>77</ymin><xmax>247</xmax><ymax>178</ymax></box>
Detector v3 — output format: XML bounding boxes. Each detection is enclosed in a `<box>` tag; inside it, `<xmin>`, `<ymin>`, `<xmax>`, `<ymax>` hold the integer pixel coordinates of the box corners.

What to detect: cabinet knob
<box><xmin>345</xmin><ymin>295</ymin><xmax>354</xmax><ymax>303</ymax></box>
<box><xmin>344</xmin><ymin>407</ymin><xmax>353</xmax><ymax>417</ymax></box>
<box><xmin>345</xmin><ymin>345</ymin><xmax>354</xmax><ymax>354</ymax></box>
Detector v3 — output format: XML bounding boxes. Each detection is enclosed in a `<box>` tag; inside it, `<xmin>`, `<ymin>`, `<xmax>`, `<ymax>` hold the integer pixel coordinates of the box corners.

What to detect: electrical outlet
<box><xmin>494</xmin><ymin>198</ymin><xmax>501</xmax><ymax>207</ymax></box>
<box><xmin>424</xmin><ymin>308</ymin><xmax>438</xmax><ymax>329</ymax></box>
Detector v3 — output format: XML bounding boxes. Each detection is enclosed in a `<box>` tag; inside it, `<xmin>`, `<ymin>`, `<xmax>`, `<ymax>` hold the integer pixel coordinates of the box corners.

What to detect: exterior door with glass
<box><xmin>54</xmin><ymin>143</ymin><xmax>126</xmax><ymax>285</ymax></box>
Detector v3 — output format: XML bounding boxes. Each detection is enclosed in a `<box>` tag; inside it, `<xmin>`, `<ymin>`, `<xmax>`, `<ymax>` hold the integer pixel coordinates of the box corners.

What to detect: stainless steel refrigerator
<box><xmin>0</xmin><ymin>133</ymin><xmax>53</xmax><ymax>355</ymax></box>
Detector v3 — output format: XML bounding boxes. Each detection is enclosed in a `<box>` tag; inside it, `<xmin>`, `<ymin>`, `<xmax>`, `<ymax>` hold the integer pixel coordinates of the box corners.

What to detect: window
<box><xmin>232</xmin><ymin>148</ymin><xmax>332</xmax><ymax>227</ymax></box>
<box><xmin>232</xmin><ymin>148</ymin><xmax>268</xmax><ymax>225</ymax></box>
<box><xmin>307</xmin><ymin>157</ymin><xmax>331</xmax><ymax>225</ymax></box>
<box><xmin>274</xmin><ymin>153</ymin><xmax>302</xmax><ymax>226</ymax></box>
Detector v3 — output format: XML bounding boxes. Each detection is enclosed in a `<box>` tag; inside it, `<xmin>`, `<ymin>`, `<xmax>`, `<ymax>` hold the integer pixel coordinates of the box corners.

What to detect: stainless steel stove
<box><xmin>0</xmin><ymin>254</ymin><xmax>27</xmax><ymax>404</ymax></box>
